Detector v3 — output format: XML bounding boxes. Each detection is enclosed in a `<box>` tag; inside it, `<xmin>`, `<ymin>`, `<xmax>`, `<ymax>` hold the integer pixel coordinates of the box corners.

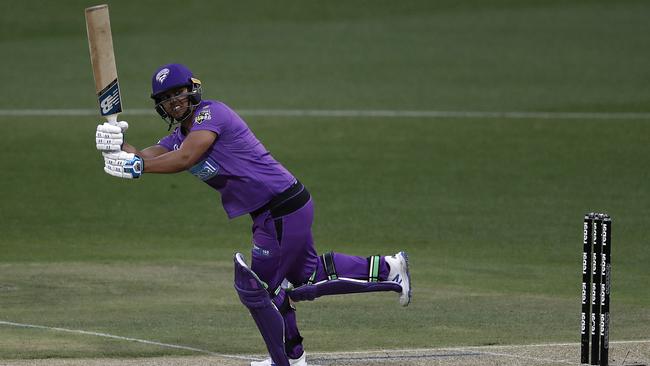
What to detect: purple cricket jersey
<box><xmin>157</xmin><ymin>100</ymin><xmax>296</xmax><ymax>218</ymax></box>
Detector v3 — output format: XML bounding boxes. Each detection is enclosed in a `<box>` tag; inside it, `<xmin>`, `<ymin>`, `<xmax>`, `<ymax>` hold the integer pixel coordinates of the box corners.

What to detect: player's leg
<box><xmin>234</xmin><ymin>253</ymin><xmax>289</xmax><ymax>366</ymax></box>
<box><xmin>288</xmin><ymin>251</ymin><xmax>411</xmax><ymax>306</ymax></box>
<box><xmin>247</xmin><ymin>196</ymin><xmax>314</xmax><ymax>365</ymax></box>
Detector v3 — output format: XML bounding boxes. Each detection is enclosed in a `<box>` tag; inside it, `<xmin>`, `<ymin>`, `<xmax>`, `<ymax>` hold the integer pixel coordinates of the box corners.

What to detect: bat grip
<box><xmin>106</xmin><ymin>114</ymin><xmax>119</xmax><ymax>125</ymax></box>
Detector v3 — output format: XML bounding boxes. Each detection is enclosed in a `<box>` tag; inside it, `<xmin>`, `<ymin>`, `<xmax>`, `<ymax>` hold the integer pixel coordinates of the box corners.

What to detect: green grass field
<box><xmin>1</xmin><ymin>0</ymin><xmax>649</xmax><ymax>362</ymax></box>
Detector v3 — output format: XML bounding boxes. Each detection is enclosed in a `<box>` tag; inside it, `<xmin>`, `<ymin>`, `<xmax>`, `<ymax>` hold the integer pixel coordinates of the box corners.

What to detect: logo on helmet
<box><xmin>156</xmin><ymin>68</ymin><xmax>170</xmax><ymax>84</ymax></box>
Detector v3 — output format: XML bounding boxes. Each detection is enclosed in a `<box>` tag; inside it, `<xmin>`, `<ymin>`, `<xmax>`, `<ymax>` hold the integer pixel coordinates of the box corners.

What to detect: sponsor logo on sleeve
<box><xmin>194</xmin><ymin>109</ymin><xmax>212</xmax><ymax>124</ymax></box>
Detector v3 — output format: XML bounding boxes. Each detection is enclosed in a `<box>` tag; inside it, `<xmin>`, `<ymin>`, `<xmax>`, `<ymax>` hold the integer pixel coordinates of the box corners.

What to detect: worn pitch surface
<box><xmin>2</xmin><ymin>341</ymin><xmax>648</xmax><ymax>366</ymax></box>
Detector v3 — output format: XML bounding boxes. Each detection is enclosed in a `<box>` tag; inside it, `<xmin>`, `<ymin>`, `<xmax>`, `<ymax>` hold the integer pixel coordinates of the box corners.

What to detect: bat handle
<box><xmin>106</xmin><ymin>114</ymin><xmax>119</xmax><ymax>125</ymax></box>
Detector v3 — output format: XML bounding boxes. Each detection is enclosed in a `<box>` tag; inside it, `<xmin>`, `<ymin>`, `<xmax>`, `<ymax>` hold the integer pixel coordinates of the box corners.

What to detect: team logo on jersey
<box><xmin>189</xmin><ymin>157</ymin><xmax>220</xmax><ymax>181</ymax></box>
<box><xmin>194</xmin><ymin>109</ymin><xmax>212</xmax><ymax>124</ymax></box>
<box><xmin>155</xmin><ymin>68</ymin><xmax>170</xmax><ymax>84</ymax></box>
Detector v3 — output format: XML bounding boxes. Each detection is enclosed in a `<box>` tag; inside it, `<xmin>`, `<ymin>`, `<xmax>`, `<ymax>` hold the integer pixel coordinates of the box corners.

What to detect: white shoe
<box><xmin>385</xmin><ymin>251</ymin><xmax>412</xmax><ymax>306</ymax></box>
<box><xmin>251</xmin><ymin>351</ymin><xmax>307</xmax><ymax>366</ymax></box>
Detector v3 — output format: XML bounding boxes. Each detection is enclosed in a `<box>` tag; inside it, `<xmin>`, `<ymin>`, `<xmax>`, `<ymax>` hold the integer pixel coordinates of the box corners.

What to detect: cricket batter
<box><xmin>96</xmin><ymin>63</ymin><xmax>411</xmax><ymax>366</ymax></box>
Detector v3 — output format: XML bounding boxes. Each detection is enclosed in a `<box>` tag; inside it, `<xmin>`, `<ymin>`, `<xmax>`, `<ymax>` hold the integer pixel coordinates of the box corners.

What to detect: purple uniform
<box><xmin>155</xmin><ymin>95</ymin><xmax>402</xmax><ymax>364</ymax></box>
<box><xmin>158</xmin><ymin>100</ymin><xmax>295</xmax><ymax>219</ymax></box>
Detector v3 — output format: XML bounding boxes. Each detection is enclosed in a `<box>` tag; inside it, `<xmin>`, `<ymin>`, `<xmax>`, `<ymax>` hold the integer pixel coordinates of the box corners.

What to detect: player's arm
<box><xmin>101</xmin><ymin>127</ymin><xmax>216</xmax><ymax>178</ymax></box>
<box><xmin>143</xmin><ymin>130</ymin><xmax>217</xmax><ymax>173</ymax></box>
<box><xmin>96</xmin><ymin>121</ymin><xmax>170</xmax><ymax>158</ymax></box>
<box><xmin>122</xmin><ymin>142</ymin><xmax>169</xmax><ymax>159</ymax></box>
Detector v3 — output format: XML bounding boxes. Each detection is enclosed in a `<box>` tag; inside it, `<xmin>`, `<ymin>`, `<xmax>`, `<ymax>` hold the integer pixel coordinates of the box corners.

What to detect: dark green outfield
<box><xmin>1</xmin><ymin>0</ymin><xmax>649</xmax><ymax>360</ymax></box>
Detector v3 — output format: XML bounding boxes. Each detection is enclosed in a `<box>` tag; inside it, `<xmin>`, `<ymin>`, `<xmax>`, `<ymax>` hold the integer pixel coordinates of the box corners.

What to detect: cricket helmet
<box><xmin>150</xmin><ymin>63</ymin><xmax>202</xmax><ymax>127</ymax></box>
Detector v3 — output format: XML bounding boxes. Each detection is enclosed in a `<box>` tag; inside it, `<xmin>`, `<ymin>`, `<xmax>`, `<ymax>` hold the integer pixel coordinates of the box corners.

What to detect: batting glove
<box><xmin>96</xmin><ymin>121</ymin><xmax>129</xmax><ymax>152</ymax></box>
<box><xmin>103</xmin><ymin>151</ymin><xmax>143</xmax><ymax>179</ymax></box>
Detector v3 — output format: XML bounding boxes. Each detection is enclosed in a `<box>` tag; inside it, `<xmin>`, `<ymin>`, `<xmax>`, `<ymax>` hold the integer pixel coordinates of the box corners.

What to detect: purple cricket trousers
<box><xmin>250</xmin><ymin>194</ymin><xmax>390</xmax><ymax>358</ymax></box>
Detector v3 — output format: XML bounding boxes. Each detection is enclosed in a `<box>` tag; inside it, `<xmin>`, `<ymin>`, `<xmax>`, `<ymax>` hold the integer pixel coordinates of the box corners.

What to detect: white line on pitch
<box><xmin>307</xmin><ymin>339</ymin><xmax>650</xmax><ymax>356</ymax></box>
<box><xmin>458</xmin><ymin>339</ymin><xmax>650</xmax><ymax>348</ymax></box>
<box><xmin>0</xmin><ymin>108</ymin><xmax>649</xmax><ymax>120</ymax></box>
<box><xmin>0</xmin><ymin>320</ymin><xmax>258</xmax><ymax>361</ymax></box>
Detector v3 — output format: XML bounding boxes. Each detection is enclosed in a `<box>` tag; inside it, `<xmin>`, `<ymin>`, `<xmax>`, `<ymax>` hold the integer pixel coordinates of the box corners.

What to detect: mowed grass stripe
<box><xmin>0</xmin><ymin>320</ymin><xmax>257</xmax><ymax>361</ymax></box>
<box><xmin>0</xmin><ymin>109</ymin><xmax>649</xmax><ymax>119</ymax></box>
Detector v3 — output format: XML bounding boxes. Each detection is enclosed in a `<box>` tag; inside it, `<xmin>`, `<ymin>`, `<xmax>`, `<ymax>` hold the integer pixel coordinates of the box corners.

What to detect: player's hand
<box><xmin>103</xmin><ymin>151</ymin><xmax>143</xmax><ymax>179</ymax></box>
<box><xmin>96</xmin><ymin>121</ymin><xmax>129</xmax><ymax>151</ymax></box>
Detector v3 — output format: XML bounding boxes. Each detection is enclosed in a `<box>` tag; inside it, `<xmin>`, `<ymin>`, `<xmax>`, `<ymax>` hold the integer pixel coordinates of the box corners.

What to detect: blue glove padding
<box><xmin>103</xmin><ymin>151</ymin><xmax>144</xmax><ymax>179</ymax></box>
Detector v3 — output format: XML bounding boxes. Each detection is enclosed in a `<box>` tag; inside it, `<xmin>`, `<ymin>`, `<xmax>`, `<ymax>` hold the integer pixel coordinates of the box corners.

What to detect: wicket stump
<box><xmin>580</xmin><ymin>213</ymin><xmax>611</xmax><ymax>366</ymax></box>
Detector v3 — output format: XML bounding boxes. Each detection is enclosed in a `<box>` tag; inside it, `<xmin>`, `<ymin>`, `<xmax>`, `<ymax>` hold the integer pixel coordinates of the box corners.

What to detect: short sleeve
<box><xmin>190</xmin><ymin>102</ymin><xmax>231</xmax><ymax>136</ymax></box>
<box><xmin>157</xmin><ymin>132</ymin><xmax>178</xmax><ymax>151</ymax></box>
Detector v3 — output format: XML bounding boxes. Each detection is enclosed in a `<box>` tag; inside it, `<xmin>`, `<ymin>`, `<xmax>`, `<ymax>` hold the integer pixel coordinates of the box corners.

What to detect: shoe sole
<box><xmin>399</xmin><ymin>251</ymin><xmax>412</xmax><ymax>306</ymax></box>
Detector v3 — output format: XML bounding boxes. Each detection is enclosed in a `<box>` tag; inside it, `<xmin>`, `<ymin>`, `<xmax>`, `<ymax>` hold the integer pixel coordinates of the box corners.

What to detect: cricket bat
<box><xmin>85</xmin><ymin>4</ymin><xmax>122</xmax><ymax>124</ymax></box>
